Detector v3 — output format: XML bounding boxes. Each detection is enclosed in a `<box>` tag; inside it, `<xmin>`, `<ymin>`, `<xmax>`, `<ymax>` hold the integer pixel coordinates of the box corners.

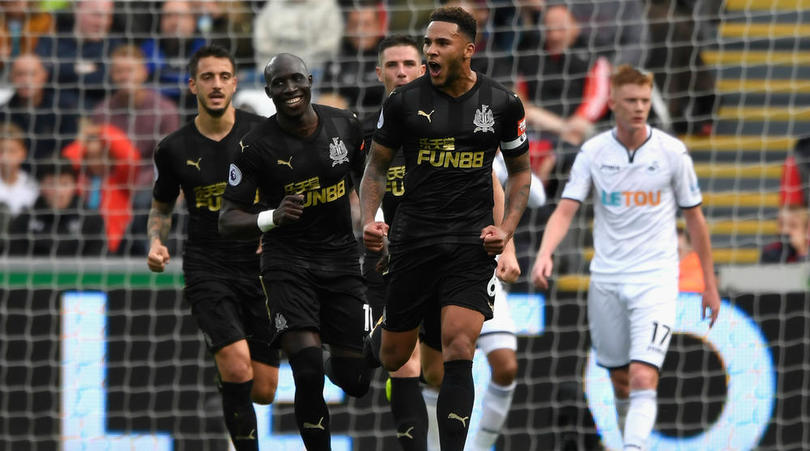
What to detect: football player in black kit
<box><xmin>362</xmin><ymin>34</ymin><xmax>428</xmax><ymax>451</ymax></box>
<box><xmin>218</xmin><ymin>53</ymin><xmax>372</xmax><ymax>451</ymax></box>
<box><xmin>360</xmin><ymin>7</ymin><xmax>532</xmax><ymax>451</ymax></box>
<box><xmin>146</xmin><ymin>45</ymin><xmax>277</xmax><ymax>451</ymax></box>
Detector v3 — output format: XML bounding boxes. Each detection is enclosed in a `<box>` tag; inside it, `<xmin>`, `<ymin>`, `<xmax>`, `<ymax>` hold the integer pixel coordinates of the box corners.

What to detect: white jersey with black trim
<box><xmin>561</xmin><ymin>126</ymin><xmax>702</xmax><ymax>283</ymax></box>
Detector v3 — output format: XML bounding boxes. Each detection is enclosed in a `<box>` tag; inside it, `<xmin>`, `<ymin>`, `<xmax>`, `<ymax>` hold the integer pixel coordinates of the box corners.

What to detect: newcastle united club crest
<box><xmin>473</xmin><ymin>104</ymin><xmax>495</xmax><ymax>133</ymax></box>
<box><xmin>329</xmin><ymin>137</ymin><xmax>350</xmax><ymax>166</ymax></box>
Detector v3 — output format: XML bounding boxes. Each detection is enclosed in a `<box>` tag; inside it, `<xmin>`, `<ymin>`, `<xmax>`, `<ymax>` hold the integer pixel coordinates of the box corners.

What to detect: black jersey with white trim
<box><xmin>224</xmin><ymin>104</ymin><xmax>365</xmax><ymax>274</ymax></box>
<box><xmin>152</xmin><ymin>109</ymin><xmax>264</xmax><ymax>268</ymax></box>
<box><xmin>362</xmin><ymin>110</ymin><xmax>405</xmax><ymax>225</ymax></box>
<box><xmin>373</xmin><ymin>73</ymin><xmax>528</xmax><ymax>250</ymax></box>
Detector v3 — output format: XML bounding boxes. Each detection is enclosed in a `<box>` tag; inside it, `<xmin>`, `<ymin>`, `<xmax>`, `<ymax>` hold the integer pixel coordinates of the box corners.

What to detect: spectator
<box><xmin>141</xmin><ymin>0</ymin><xmax>205</xmax><ymax>115</ymax></box>
<box><xmin>518</xmin><ymin>5</ymin><xmax>610</xmax><ymax>143</ymax></box>
<box><xmin>780</xmin><ymin>136</ymin><xmax>810</xmax><ymax>207</ymax></box>
<box><xmin>253</xmin><ymin>0</ymin><xmax>343</xmax><ymax>82</ymax></box>
<box><xmin>516</xmin><ymin>0</ymin><xmax>545</xmax><ymax>49</ymax></box>
<box><xmin>62</xmin><ymin>119</ymin><xmax>138</xmax><ymax>255</ymax></box>
<box><xmin>760</xmin><ymin>205</ymin><xmax>810</xmax><ymax>264</ymax></box>
<box><xmin>93</xmin><ymin>43</ymin><xmax>181</xmax><ymax>255</ymax></box>
<box><xmin>677</xmin><ymin>226</ymin><xmax>705</xmax><ymax>293</ymax></box>
<box><xmin>0</xmin><ymin>0</ymin><xmax>53</xmax><ymax>75</ymax></box>
<box><xmin>516</xmin><ymin>4</ymin><xmax>610</xmax><ymax>184</ymax></box>
<box><xmin>446</xmin><ymin>0</ymin><xmax>514</xmax><ymax>84</ymax></box>
<box><xmin>109</xmin><ymin>1</ymin><xmax>157</xmax><ymax>47</ymax></box>
<box><xmin>0</xmin><ymin>52</ymin><xmax>79</xmax><ymax>163</ymax></box>
<box><xmin>646</xmin><ymin>0</ymin><xmax>716</xmax><ymax>135</ymax></box>
<box><xmin>6</xmin><ymin>159</ymin><xmax>105</xmax><ymax>256</ymax></box>
<box><xmin>569</xmin><ymin>0</ymin><xmax>649</xmax><ymax>68</ymax></box>
<box><xmin>34</xmin><ymin>0</ymin><xmax>119</xmax><ymax>110</ymax></box>
<box><xmin>199</xmin><ymin>0</ymin><xmax>256</xmax><ymax>74</ymax></box>
<box><xmin>322</xmin><ymin>2</ymin><xmax>386</xmax><ymax>115</ymax></box>
<box><xmin>93</xmin><ymin>44</ymin><xmax>180</xmax><ymax>191</ymax></box>
<box><xmin>0</xmin><ymin>122</ymin><xmax>38</xmax><ymax>227</ymax></box>
<box><xmin>0</xmin><ymin>122</ymin><xmax>38</xmax><ymax>213</ymax></box>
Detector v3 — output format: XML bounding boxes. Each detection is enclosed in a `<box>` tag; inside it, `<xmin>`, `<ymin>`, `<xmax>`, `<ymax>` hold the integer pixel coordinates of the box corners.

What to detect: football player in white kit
<box><xmin>531</xmin><ymin>65</ymin><xmax>720</xmax><ymax>450</ymax></box>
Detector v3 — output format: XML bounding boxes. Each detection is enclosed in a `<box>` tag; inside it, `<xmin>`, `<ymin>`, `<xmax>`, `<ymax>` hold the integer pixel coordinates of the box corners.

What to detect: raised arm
<box><xmin>218</xmin><ymin>195</ymin><xmax>304</xmax><ymax>240</ymax></box>
<box><xmin>683</xmin><ymin>205</ymin><xmax>720</xmax><ymax>327</ymax></box>
<box><xmin>359</xmin><ymin>140</ymin><xmax>395</xmax><ymax>252</ymax></box>
<box><xmin>531</xmin><ymin>198</ymin><xmax>581</xmax><ymax>289</ymax></box>
<box><xmin>146</xmin><ymin>198</ymin><xmax>175</xmax><ymax>272</ymax></box>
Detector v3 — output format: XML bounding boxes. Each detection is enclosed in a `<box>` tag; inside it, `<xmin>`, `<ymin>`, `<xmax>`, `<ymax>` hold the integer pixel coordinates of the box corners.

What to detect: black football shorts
<box><xmin>384</xmin><ymin>242</ymin><xmax>496</xmax><ymax>348</ymax></box>
<box><xmin>261</xmin><ymin>267</ymin><xmax>370</xmax><ymax>352</ymax></box>
<box><xmin>184</xmin><ymin>273</ymin><xmax>280</xmax><ymax>367</ymax></box>
<box><xmin>362</xmin><ymin>249</ymin><xmax>389</xmax><ymax>324</ymax></box>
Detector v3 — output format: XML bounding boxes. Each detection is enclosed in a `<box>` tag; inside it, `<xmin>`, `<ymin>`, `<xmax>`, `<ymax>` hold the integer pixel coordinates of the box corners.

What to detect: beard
<box><xmin>435</xmin><ymin>58</ymin><xmax>463</xmax><ymax>88</ymax></box>
<box><xmin>200</xmin><ymin>96</ymin><xmax>230</xmax><ymax>117</ymax></box>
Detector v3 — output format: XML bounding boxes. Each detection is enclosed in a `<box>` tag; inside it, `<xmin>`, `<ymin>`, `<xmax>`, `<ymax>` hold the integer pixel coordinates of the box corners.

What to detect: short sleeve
<box><xmin>372</xmin><ymin>90</ymin><xmax>404</xmax><ymax>150</ymax></box>
<box><xmin>152</xmin><ymin>144</ymin><xmax>180</xmax><ymax>203</ymax></box>
<box><xmin>560</xmin><ymin>150</ymin><xmax>592</xmax><ymax>202</ymax></box>
<box><xmin>499</xmin><ymin>93</ymin><xmax>529</xmax><ymax>158</ymax></box>
<box><xmin>673</xmin><ymin>149</ymin><xmax>703</xmax><ymax>208</ymax></box>
<box><xmin>223</xmin><ymin>149</ymin><xmax>260</xmax><ymax>206</ymax></box>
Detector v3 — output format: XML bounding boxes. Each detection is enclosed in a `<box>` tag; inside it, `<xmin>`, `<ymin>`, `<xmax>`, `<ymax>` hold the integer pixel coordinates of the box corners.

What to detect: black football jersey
<box><xmin>373</xmin><ymin>73</ymin><xmax>529</xmax><ymax>250</ymax></box>
<box><xmin>224</xmin><ymin>104</ymin><xmax>365</xmax><ymax>274</ymax></box>
<box><xmin>152</xmin><ymin>109</ymin><xmax>264</xmax><ymax>269</ymax></box>
<box><xmin>362</xmin><ymin>110</ymin><xmax>405</xmax><ymax>225</ymax></box>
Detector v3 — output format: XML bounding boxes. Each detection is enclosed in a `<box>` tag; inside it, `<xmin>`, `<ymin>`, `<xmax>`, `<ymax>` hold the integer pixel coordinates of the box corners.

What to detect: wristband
<box><xmin>257</xmin><ymin>209</ymin><xmax>276</xmax><ymax>232</ymax></box>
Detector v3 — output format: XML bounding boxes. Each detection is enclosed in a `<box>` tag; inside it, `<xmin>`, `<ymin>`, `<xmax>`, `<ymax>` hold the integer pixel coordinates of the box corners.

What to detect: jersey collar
<box><xmin>611</xmin><ymin>125</ymin><xmax>653</xmax><ymax>163</ymax></box>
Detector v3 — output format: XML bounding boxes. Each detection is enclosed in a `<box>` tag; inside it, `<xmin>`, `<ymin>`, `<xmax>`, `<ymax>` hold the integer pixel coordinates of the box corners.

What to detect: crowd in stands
<box><xmin>0</xmin><ymin>0</ymin><xmax>726</xmax><ymax>258</ymax></box>
<box><xmin>775</xmin><ymin>135</ymin><xmax>810</xmax><ymax>263</ymax></box>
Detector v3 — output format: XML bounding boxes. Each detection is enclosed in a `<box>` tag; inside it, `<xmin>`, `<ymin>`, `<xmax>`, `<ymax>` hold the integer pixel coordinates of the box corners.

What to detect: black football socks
<box><xmin>437</xmin><ymin>360</ymin><xmax>474</xmax><ymax>451</ymax></box>
<box><xmin>289</xmin><ymin>346</ymin><xmax>331</xmax><ymax>450</ymax></box>
<box><xmin>390</xmin><ymin>376</ymin><xmax>429</xmax><ymax>451</ymax></box>
<box><xmin>221</xmin><ymin>380</ymin><xmax>258</xmax><ymax>451</ymax></box>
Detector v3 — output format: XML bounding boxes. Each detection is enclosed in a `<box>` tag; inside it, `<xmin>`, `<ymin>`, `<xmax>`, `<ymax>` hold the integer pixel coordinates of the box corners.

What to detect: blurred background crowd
<box><xmin>0</xmin><ymin>0</ymin><xmax>731</xmax><ymax>260</ymax></box>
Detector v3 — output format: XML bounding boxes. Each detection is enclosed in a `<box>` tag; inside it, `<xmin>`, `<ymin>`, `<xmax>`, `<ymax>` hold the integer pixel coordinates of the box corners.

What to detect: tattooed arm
<box><xmin>501</xmin><ymin>151</ymin><xmax>532</xmax><ymax>236</ymax></box>
<box><xmin>359</xmin><ymin>140</ymin><xmax>395</xmax><ymax>252</ymax></box>
<box><xmin>481</xmin><ymin>151</ymin><xmax>531</xmax><ymax>255</ymax></box>
<box><xmin>146</xmin><ymin>199</ymin><xmax>175</xmax><ymax>272</ymax></box>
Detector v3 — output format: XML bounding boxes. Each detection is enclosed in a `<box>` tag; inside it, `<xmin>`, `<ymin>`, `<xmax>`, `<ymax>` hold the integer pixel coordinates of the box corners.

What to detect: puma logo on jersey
<box><xmin>396</xmin><ymin>426</ymin><xmax>415</xmax><ymax>439</ymax></box>
<box><xmin>418</xmin><ymin>109</ymin><xmax>435</xmax><ymax>123</ymax></box>
<box><xmin>277</xmin><ymin>156</ymin><xmax>293</xmax><ymax>169</ymax></box>
<box><xmin>448</xmin><ymin>413</ymin><xmax>469</xmax><ymax>428</ymax></box>
<box><xmin>303</xmin><ymin>417</ymin><xmax>325</xmax><ymax>430</ymax></box>
<box><xmin>235</xmin><ymin>429</ymin><xmax>256</xmax><ymax>440</ymax></box>
<box><xmin>186</xmin><ymin>157</ymin><xmax>201</xmax><ymax>170</ymax></box>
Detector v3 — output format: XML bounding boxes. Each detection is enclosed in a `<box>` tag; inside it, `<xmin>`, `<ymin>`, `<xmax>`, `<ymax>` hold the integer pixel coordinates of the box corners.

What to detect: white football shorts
<box><xmin>587</xmin><ymin>279</ymin><xmax>677</xmax><ymax>369</ymax></box>
<box><xmin>478</xmin><ymin>276</ymin><xmax>517</xmax><ymax>355</ymax></box>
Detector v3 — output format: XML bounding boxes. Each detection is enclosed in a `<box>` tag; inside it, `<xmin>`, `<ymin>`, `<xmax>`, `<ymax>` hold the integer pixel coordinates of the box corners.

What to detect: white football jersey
<box><xmin>561</xmin><ymin>126</ymin><xmax>702</xmax><ymax>283</ymax></box>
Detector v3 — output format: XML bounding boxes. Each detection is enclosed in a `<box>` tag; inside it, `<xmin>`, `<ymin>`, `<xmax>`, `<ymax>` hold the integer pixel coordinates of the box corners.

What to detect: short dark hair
<box><xmin>263</xmin><ymin>53</ymin><xmax>309</xmax><ymax>85</ymax></box>
<box><xmin>377</xmin><ymin>35</ymin><xmax>420</xmax><ymax>64</ymax></box>
<box><xmin>35</xmin><ymin>159</ymin><xmax>76</xmax><ymax>182</ymax></box>
<box><xmin>428</xmin><ymin>6</ymin><xmax>476</xmax><ymax>43</ymax></box>
<box><xmin>187</xmin><ymin>44</ymin><xmax>235</xmax><ymax>79</ymax></box>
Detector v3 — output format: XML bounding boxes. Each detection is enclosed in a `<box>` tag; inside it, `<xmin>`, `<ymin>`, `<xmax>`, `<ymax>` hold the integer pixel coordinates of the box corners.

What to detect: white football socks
<box><xmin>422</xmin><ymin>387</ymin><xmax>440</xmax><ymax>451</ymax></box>
<box><xmin>470</xmin><ymin>380</ymin><xmax>516</xmax><ymax>451</ymax></box>
<box><xmin>623</xmin><ymin>389</ymin><xmax>657</xmax><ymax>450</ymax></box>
